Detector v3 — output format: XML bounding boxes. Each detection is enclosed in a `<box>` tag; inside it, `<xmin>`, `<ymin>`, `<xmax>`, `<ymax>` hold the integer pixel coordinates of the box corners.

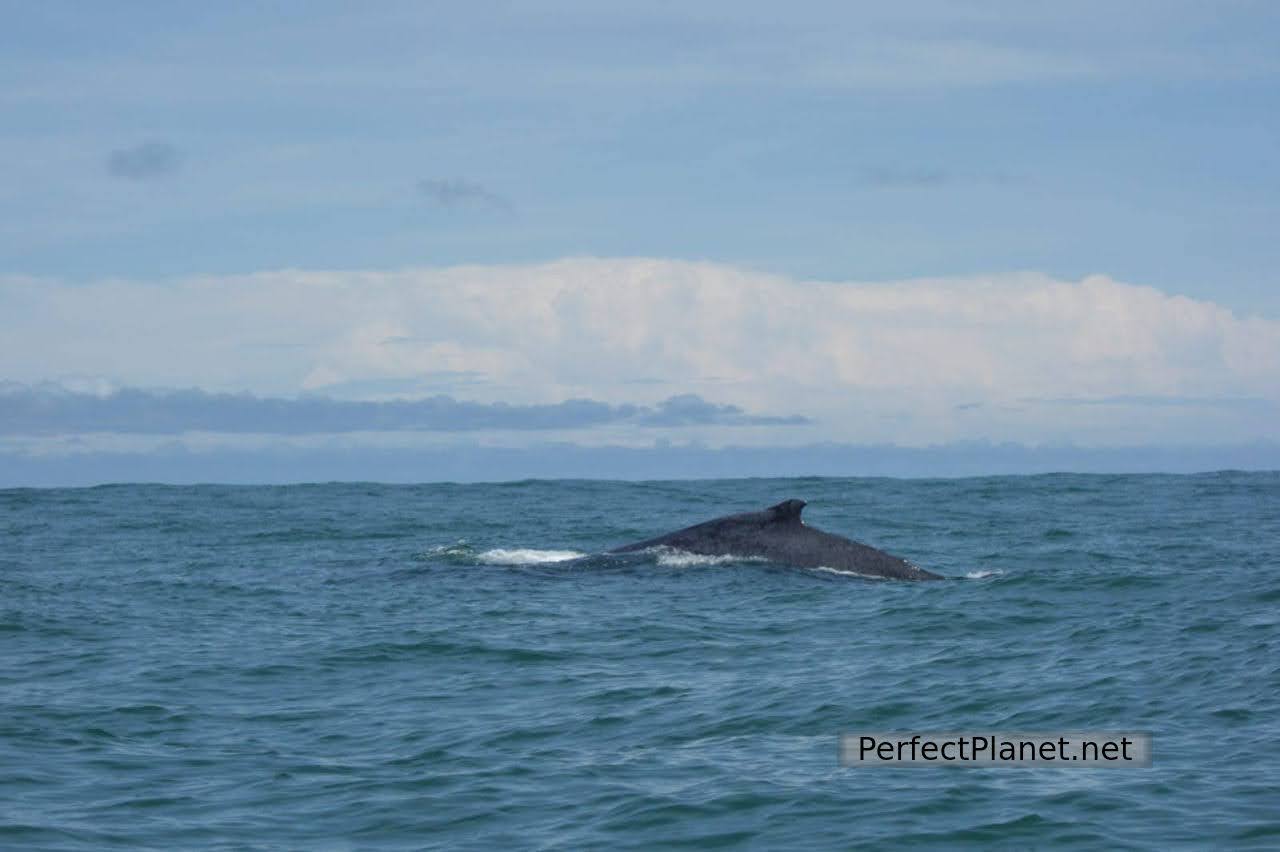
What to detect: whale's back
<box><xmin>611</xmin><ymin>499</ymin><xmax>943</xmax><ymax>581</ymax></box>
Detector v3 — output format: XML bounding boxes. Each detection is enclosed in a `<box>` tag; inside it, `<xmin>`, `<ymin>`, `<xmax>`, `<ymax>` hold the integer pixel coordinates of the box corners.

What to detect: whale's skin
<box><xmin>610</xmin><ymin>498</ymin><xmax>944</xmax><ymax>581</ymax></box>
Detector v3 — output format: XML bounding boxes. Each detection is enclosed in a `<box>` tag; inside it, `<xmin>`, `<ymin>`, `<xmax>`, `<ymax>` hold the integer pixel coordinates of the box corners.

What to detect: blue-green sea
<box><xmin>3</xmin><ymin>473</ymin><xmax>1278</xmax><ymax>850</ymax></box>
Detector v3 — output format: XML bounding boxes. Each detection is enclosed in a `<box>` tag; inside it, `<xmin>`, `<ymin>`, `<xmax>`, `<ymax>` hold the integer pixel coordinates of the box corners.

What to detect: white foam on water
<box><xmin>649</xmin><ymin>547</ymin><xmax>766</xmax><ymax>568</ymax></box>
<box><xmin>424</xmin><ymin>542</ymin><xmax>471</xmax><ymax>557</ymax></box>
<box><xmin>809</xmin><ymin>565</ymin><xmax>888</xmax><ymax>580</ymax></box>
<box><xmin>477</xmin><ymin>548</ymin><xmax>585</xmax><ymax>565</ymax></box>
<box><xmin>965</xmin><ymin>569</ymin><xmax>1004</xmax><ymax>579</ymax></box>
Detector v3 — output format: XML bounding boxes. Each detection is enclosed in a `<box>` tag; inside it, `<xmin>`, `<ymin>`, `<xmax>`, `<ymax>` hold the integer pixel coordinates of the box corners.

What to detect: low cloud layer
<box><xmin>2</xmin><ymin>258</ymin><xmax>1278</xmax><ymax>445</ymax></box>
<box><xmin>106</xmin><ymin>142</ymin><xmax>181</xmax><ymax>180</ymax></box>
<box><xmin>1023</xmin><ymin>395</ymin><xmax>1269</xmax><ymax>409</ymax></box>
<box><xmin>0</xmin><ymin>386</ymin><xmax>806</xmax><ymax>435</ymax></box>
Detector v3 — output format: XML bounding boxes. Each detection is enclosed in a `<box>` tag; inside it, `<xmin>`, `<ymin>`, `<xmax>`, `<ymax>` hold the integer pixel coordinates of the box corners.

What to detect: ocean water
<box><xmin>2</xmin><ymin>473</ymin><xmax>1278</xmax><ymax>850</ymax></box>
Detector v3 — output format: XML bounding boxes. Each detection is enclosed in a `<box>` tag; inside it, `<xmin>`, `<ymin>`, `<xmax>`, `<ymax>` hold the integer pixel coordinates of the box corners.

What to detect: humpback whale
<box><xmin>611</xmin><ymin>499</ymin><xmax>944</xmax><ymax>580</ymax></box>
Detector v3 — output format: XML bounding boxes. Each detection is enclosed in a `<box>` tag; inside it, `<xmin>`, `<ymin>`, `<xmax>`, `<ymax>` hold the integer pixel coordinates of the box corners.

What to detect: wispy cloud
<box><xmin>862</xmin><ymin>167</ymin><xmax>952</xmax><ymax>188</ymax></box>
<box><xmin>106</xmin><ymin>141</ymin><xmax>181</xmax><ymax>180</ymax></box>
<box><xmin>0</xmin><ymin>385</ymin><xmax>808</xmax><ymax>435</ymax></box>
<box><xmin>860</xmin><ymin>167</ymin><xmax>1023</xmax><ymax>189</ymax></box>
<box><xmin>417</xmin><ymin>178</ymin><xmax>510</xmax><ymax>212</ymax></box>
<box><xmin>1023</xmin><ymin>395</ymin><xmax>1270</xmax><ymax>409</ymax></box>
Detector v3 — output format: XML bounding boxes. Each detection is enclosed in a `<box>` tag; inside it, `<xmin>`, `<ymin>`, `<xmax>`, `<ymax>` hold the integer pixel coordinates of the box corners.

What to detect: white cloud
<box><xmin>2</xmin><ymin>258</ymin><xmax>1277</xmax><ymax>445</ymax></box>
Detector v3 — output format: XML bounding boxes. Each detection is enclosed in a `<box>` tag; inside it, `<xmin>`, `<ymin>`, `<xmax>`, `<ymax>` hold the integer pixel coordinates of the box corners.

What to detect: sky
<box><xmin>2</xmin><ymin>1</ymin><xmax>1279</xmax><ymax>483</ymax></box>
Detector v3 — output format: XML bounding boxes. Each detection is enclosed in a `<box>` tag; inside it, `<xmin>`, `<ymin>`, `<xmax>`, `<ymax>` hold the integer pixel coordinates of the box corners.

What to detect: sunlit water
<box><xmin>2</xmin><ymin>474</ymin><xmax>1278</xmax><ymax>849</ymax></box>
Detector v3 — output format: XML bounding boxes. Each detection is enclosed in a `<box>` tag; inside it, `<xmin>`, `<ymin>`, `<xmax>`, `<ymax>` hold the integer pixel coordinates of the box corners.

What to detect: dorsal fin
<box><xmin>766</xmin><ymin>499</ymin><xmax>806</xmax><ymax>523</ymax></box>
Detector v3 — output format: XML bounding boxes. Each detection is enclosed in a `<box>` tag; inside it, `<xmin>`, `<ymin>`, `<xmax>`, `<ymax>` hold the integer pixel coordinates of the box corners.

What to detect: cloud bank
<box><xmin>0</xmin><ymin>386</ymin><xmax>805</xmax><ymax>435</ymax></box>
<box><xmin>2</xmin><ymin>258</ymin><xmax>1277</xmax><ymax>445</ymax></box>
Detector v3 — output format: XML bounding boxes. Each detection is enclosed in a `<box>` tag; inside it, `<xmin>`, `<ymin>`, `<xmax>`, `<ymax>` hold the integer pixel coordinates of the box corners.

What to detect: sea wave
<box><xmin>423</xmin><ymin>541</ymin><xmax>472</xmax><ymax>557</ymax></box>
<box><xmin>4</xmin><ymin>475</ymin><xmax>1276</xmax><ymax>848</ymax></box>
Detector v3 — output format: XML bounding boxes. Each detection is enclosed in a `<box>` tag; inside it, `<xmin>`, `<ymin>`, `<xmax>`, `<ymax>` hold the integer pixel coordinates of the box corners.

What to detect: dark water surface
<box><xmin>2</xmin><ymin>474</ymin><xmax>1278</xmax><ymax>849</ymax></box>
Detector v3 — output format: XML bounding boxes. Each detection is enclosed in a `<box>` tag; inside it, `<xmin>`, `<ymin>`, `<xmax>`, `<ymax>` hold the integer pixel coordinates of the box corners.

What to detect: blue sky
<box><xmin>2</xmin><ymin>2</ymin><xmax>1278</xmax><ymax>482</ymax></box>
